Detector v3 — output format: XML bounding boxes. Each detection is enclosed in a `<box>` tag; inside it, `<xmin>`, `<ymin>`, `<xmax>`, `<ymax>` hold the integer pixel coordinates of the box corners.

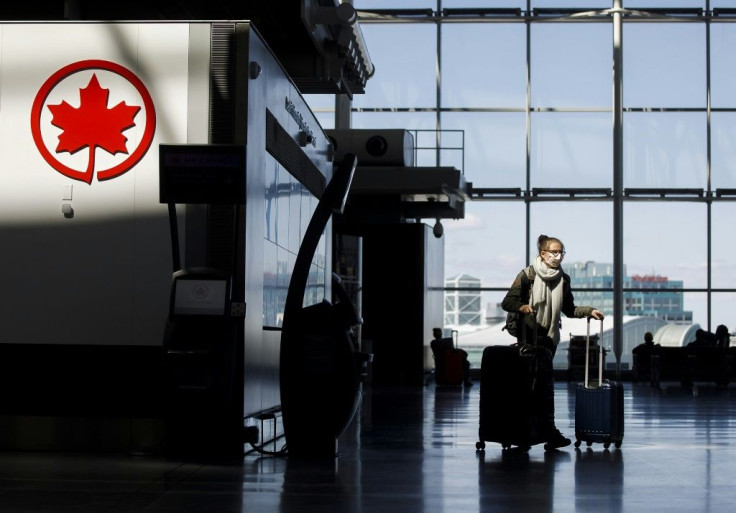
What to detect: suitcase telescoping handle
<box><xmin>520</xmin><ymin>309</ymin><xmax>537</xmax><ymax>346</ymax></box>
<box><xmin>584</xmin><ymin>317</ymin><xmax>605</xmax><ymax>389</ymax></box>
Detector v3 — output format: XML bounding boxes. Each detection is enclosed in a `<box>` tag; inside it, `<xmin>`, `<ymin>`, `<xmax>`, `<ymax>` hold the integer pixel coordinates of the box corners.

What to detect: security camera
<box><xmin>433</xmin><ymin>219</ymin><xmax>443</xmax><ymax>238</ymax></box>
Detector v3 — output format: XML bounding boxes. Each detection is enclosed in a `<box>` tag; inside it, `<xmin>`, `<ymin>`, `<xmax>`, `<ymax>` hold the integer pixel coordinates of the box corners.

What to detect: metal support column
<box><xmin>612</xmin><ymin>0</ymin><xmax>624</xmax><ymax>377</ymax></box>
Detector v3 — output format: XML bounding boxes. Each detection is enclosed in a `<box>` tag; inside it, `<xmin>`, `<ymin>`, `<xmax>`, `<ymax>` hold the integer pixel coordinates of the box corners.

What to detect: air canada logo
<box><xmin>31</xmin><ymin>60</ymin><xmax>156</xmax><ymax>184</ymax></box>
<box><xmin>192</xmin><ymin>284</ymin><xmax>211</xmax><ymax>301</ymax></box>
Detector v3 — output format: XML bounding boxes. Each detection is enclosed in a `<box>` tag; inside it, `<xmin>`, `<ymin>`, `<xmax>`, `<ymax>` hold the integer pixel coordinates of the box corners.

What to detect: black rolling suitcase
<box><xmin>475</xmin><ymin>343</ymin><xmax>546</xmax><ymax>452</ymax></box>
<box><xmin>574</xmin><ymin>318</ymin><xmax>624</xmax><ymax>450</ymax></box>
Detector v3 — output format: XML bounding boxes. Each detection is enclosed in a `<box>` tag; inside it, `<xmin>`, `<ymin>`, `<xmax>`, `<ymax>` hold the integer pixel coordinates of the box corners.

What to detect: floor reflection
<box><xmin>574</xmin><ymin>448</ymin><xmax>624</xmax><ymax>513</ymax></box>
<box><xmin>478</xmin><ymin>448</ymin><xmax>571</xmax><ymax>513</ymax></box>
<box><xmin>1</xmin><ymin>381</ymin><xmax>736</xmax><ymax>512</ymax></box>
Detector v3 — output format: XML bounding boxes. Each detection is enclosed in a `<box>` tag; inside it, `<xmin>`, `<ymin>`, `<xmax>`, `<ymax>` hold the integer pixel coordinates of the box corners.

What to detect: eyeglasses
<box><xmin>544</xmin><ymin>250</ymin><xmax>566</xmax><ymax>258</ymax></box>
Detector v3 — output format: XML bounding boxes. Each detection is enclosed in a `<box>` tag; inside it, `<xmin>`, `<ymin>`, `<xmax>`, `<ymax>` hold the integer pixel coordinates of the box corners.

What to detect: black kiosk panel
<box><xmin>159</xmin><ymin>144</ymin><xmax>245</xmax><ymax>205</ymax></box>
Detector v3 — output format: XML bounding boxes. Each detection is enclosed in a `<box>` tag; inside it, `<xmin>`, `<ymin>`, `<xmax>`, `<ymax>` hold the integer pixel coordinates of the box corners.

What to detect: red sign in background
<box><xmin>31</xmin><ymin>59</ymin><xmax>156</xmax><ymax>184</ymax></box>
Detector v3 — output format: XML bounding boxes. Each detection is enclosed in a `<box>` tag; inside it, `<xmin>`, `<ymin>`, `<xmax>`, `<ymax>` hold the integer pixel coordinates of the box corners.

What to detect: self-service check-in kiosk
<box><xmin>280</xmin><ymin>154</ymin><xmax>370</xmax><ymax>459</ymax></box>
<box><xmin>159</xmin><ymin>144</ymin><xmax>246</xmax><ymax>459</ymax></box>
<box><xmin>162</xmin><ymin>268</ymin><xmax>243</xmax><ymax>458</ymax></box>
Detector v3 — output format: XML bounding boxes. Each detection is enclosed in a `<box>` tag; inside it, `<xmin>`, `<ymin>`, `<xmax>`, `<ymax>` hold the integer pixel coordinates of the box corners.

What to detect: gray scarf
<box><xmin>531</xmin><ymin>255</ymin><xmax>564</xmax><ymax>344</ymax></box>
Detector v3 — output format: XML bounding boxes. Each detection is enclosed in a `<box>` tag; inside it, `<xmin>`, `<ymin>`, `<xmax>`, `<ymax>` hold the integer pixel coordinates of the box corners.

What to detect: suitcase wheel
<box><xmin>476</xmin><ymin>441</ymin><xmax>486</xmax><ymax>451</ymax></box>
<box><xmin>604</xmin><ymin>442</ymin><xmax>611</xmax><ymax>449</ymax></box>
<box><xmin>574</xmin><ymin>439</ymin><xmax>581</xmax><ymax>448</ymax></box>
<box><xmin>615</xmin><ymin>440</ymin><xmax>622</xmax><ymax>449</ymax></box>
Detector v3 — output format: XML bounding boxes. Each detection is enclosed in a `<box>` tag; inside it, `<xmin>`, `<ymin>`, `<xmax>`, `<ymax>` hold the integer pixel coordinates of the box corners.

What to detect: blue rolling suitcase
<box><xmin>574</xmin><ymin>318</ymin><xmax>624</xmax><ymax>450</ymax></box>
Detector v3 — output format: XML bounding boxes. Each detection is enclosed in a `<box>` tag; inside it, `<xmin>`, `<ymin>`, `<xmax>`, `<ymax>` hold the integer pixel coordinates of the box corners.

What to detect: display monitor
<box><xmin>173</xmin><ymin>278</ymin><xmax>228</xmax><ymax>316</ymax></box>
<box><xmin>159</xmin><ymin>144</ymin><xmax>245</xmax><ymax>204</ymax></box>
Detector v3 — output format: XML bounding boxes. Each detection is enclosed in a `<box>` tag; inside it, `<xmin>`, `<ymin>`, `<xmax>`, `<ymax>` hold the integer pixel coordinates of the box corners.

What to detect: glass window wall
<box><xmin>331</xmin><ymin>4</ymin><xmax>736</xmax><ymax>344</ymax></box>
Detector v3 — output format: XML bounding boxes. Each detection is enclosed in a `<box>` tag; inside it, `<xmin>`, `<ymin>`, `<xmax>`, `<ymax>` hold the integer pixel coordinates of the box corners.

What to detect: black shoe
<box><xmin>545</xmin><ymin>429</ymin><xmax>571</xmax><ymax>450</ymax></box>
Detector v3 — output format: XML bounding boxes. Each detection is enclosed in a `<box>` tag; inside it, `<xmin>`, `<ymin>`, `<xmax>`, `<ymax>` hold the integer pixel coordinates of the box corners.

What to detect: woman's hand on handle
<box><xmin>590</xmin><ymin>309</ymin><xmax>605</xmax><ymax>320</ymax></box>
<box><xmin>519</xmin><ymin>304</ymin><xmax>535</xmax><ymax>315</ymax></box>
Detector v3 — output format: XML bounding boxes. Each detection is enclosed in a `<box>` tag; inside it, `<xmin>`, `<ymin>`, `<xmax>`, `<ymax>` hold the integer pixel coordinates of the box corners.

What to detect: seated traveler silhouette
<box><xmin>632</xmin><ymin>331</ymin><xmax>658</xmax><ymax>353</ymax></box>
<box><xmin>430</xmin><ymin>328</ymin><xmax>472</xmax><ymax>387</ymax></box>
<box><xmin>715</xmin><ymin>325</ymin><xmax>730</xmax><ymax>349</ymax></box>
<box><xmin>684</xmin><ymin>325</ymin><xmax>731</xmax><ymax>387</ymax></box>
<box><xmin>632</xmin><ymin>332</ymin><xmax>659</xmax><ymax>382</ymax></box>
<box><xmin>688</xmin><ymin>329</ymin><xmax>717</xmax><ymax>348</ymax></box>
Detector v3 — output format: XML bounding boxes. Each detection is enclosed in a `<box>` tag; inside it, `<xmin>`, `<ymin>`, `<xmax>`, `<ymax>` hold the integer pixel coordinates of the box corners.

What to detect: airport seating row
<box><xmin>633</xmin><ymin>346</ymin><xmax>736</xmax><ymax>389</ymax></box>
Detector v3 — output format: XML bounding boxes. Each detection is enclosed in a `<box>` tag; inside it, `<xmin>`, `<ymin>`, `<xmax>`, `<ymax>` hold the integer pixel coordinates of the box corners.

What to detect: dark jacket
<box><xmin>501</xmin><ymin>265</ymin><xmax>594</xmax><ymax>342</ymax></box>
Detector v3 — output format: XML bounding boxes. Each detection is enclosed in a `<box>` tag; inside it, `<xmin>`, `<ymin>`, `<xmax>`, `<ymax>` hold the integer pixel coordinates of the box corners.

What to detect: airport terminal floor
<box><xmin>1</xmin><ymin>380</ymin><xmax>735</xmax><ymax>512</ymax></box>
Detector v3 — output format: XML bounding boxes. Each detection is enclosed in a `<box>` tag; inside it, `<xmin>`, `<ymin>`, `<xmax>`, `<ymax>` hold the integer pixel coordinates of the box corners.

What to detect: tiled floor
<box><xmin>1</xmin><ymin>380</ymin><xmax>736</xmax><ymax>512</ymax></box>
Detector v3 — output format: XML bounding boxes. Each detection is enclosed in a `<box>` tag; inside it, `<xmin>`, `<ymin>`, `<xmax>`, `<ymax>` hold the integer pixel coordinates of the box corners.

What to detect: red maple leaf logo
<box><xmin>47</xmin><ymin>74</ymin><xmax>141</xmax><ymax>184</ymax></box>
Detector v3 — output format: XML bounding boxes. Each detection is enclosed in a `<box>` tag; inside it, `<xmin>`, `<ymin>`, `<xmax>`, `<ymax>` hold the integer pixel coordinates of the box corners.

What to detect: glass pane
<box><xmin>454</xmin><ymin>290</ymin><xmax>512</xmax><ymax>367</ymax></box>
<box><xmin>353</xmin><ymin>24</ymin><xmax>436</xmax><ymax>109</ymax></box>
<box><xmin>442</xmin><ymin>112</ymin><xmax>526</xmax><ymax>188</ymax></box>
<box><xmin>437</xmin><ymin>129</ymin><xmax>465</xmax><ymax>170</ymax></box>
<box><xmin>530</xmin><ymin>202</ymin><xmax>613</xmax><ymax>279</ymax></box>
<box><xmin>623</xmin><ymin>112</ymin><xmax>707</xmax><ymax>189</ymax></box>
<box><xmin>276</xmin><ymin>166</ymin><xmax>290</xmax><ymax>248</ymax></box>
<box><xmin>624</xmin><ymin>23</ymin><xmax>706</xmax><ymax>108</ymax></box>
<box><xmin>265</xmin><ymin>154</ymin><xmax>277</xmax><ymax>243</ymax></box>
<box><xmin>303</xmin><ymin>94</ymin><xmax>336</xmax><ymax>130</ymax></box>
<box><xmin>624</xmin><ymin>202</ymin><xmax>707</xmax><ymax>291</ymax></box>
<box><xmin>416</xmin><ymin>129</ymin><xmax>444</xmax><ymax>168</ymax></box>
<box><xmin>682</xmin><ymin>292</ymin><xmax>706</xmax><ymax>334</ymax></box>
<box><xmin>623</xmin><ymin>288</ymin><xmax>693</xmax><ymax>323</ymax></box>
<box><xmin>276</xmin><ymin>247</ymin><xmax>290</xmax><ymax>328</ymax></box>
<box><xmin>314</xmin><ymin>111</ymin><xmax>335</xmax><ymax>131</ymax></box>
<box><xmin>712</xmin><ymin>203</ymin><xmax>736</xmax><ymax>289</ymax></box>
<box><xmin>288</xmin><ymin>176</ymin><xmax>301</xmax><ymax>252</ymax></box>
<box><xmin>303</xmin><ymin>93</ymin><xmax>335</xmax><ymax>111</ymax></box>
<box><xmin>710</xmin><ymin>23</ymin><xmax>736</xmax><ymax>108</ymax></box>
<box><xmin>622</xmin><ymin>1</ymin><xmax>706</xmax><ymax>8</ymax></box>
<box><xmin>711</xmin><ymin>293</ymin><xmax>736</xmax><ymax>338</ymax></box>
<box><xmin>443</xmin><ymin>201</ymin><xmax>527</xmax><ymax>289</ymax></box>
<box><xmin>530</xmin><ymin>112</ymin><xmax>612</xmax><ymax>188</ymax></box>
<box><xmin>441</xmin><ymin>23</ymin><xmax>526</xmax><ymax>108</ymax></box>
<box><xmin>531</xmin><ymin>23</ymin><xmax>611</xmax><ymax>108</ymax></box>
<box><xmin>355</xmin><ymin>0</ymin><xmax>435</xmax><ymax>8</ymax></box>
<box><xmin>263</xmin><ymin>241</ymin><xmax>278</xmax><ymax>327</ymax></box>
<box><xmin>711</xmin><ymin>112</ymin><xmax>736</xmax><ymax>190</ymax></box>
<box><xmin>443</xmin><ymin>0</ymin><xmax>525</xmax><ymax>8</ymax></box>
<box><xmin>351</xmin><ymin>111</ymin><xmax>436</xmax><ymax>130</ymax></box>
<box><xmin>531</xmin><ymin>0</ymin><xmax>610</xmax><ymax>7</ymax></box>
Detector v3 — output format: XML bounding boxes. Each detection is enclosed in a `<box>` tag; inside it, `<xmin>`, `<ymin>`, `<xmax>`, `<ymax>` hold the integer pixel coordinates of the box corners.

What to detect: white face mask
<box><xmin>543</xmin><ymin>250</ymin><xmax>564</xmax><ymax>268</ymax></box>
